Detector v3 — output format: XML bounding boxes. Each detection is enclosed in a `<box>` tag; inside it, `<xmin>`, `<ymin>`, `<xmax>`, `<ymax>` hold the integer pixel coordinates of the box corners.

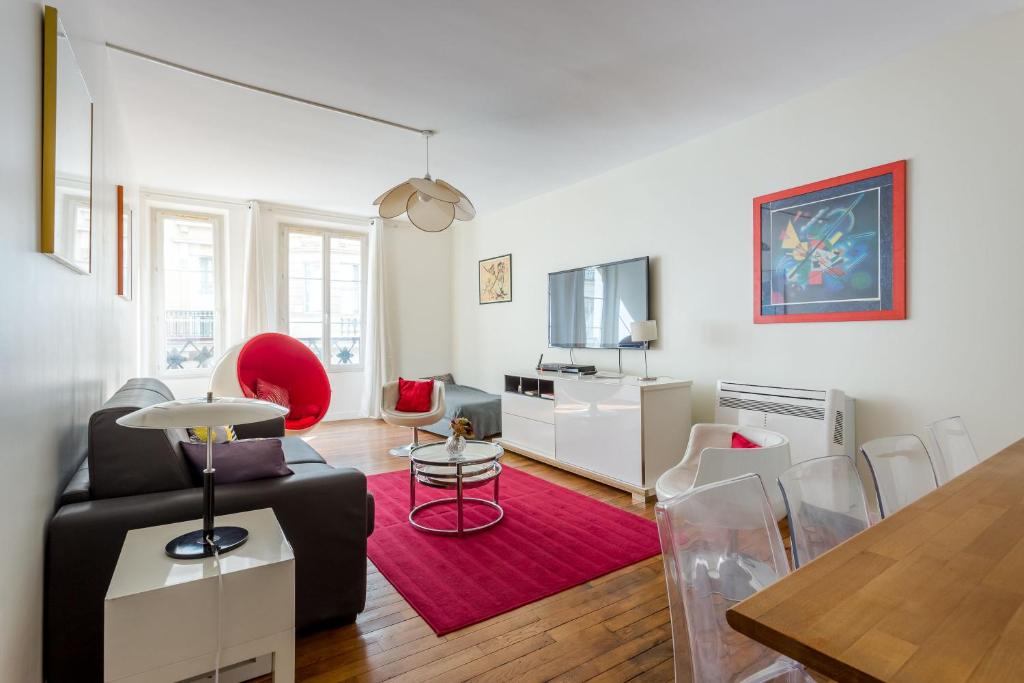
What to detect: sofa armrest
<box><xmin>45</xmin><ymin>464</ymin><xmax>370</xmax><ymax>683</ymax></box>
<box><xmin>233</xmin><ymin>416</ymin><xmax>286</xmax><ymax>439</ymax></box>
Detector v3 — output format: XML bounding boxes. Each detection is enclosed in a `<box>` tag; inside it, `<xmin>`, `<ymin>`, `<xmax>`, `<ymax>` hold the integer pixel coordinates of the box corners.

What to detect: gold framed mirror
<box><xmin>117</xmin><ymin>185</ymin><xmax>133</xmax><ymax>299</ymax></box>
<box><xmin>42</xmin><ymin>5</ymin><xmax>94</xmax><ymax>274</ymax></box>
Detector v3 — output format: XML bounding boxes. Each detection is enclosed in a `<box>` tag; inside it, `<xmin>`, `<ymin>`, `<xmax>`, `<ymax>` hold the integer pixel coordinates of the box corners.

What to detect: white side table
<box><xmin>104</xmin><ymin>508</ymin><xmax>295</xmax><ymax>683</ymax></box>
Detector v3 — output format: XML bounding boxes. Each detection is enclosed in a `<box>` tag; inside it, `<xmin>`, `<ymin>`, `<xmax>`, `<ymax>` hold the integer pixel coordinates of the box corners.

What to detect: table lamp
<box><xmin>117</xmin><ymin>392</ymin><xmax>288</xmax><ymax>559</ymax></box>
<box><xmin>630</xmin><ymin>320</ymin><xmax>658</xmax><ymax>381</ymax></box>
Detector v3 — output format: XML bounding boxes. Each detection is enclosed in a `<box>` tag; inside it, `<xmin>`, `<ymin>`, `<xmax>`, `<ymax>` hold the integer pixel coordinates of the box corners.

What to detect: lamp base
<box><xmin>165</xmin><ymin>526</ymin><xmax>249</xmax><ymax>559</ymax></box>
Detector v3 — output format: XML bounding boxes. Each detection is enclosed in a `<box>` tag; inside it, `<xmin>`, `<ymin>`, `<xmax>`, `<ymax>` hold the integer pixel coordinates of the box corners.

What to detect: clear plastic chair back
<box><xmin>777</xmin><ymin>456</ymin><xmax>870</xmax><ymax>568</ymax></box>
<box><xmin>655</xmin><ymin>474</ymin><xmax>811</xmax><ymax>682</ymax></box>
<box><xmin>927</xmin><ymin>416</ymin><xmax>979</xmax><ymax>483</ymax></box>
<box><xmin>859</xmin><ymin>435</ymin><xmax>938</xmax><ymax>518</ymax></box>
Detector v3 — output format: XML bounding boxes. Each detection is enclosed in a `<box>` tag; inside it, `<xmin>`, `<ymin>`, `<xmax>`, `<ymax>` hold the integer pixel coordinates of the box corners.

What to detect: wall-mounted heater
<box><xmin>714</xmin><ymin>381</ymin><xmax>855</xmax><ymax>463</ymax></box>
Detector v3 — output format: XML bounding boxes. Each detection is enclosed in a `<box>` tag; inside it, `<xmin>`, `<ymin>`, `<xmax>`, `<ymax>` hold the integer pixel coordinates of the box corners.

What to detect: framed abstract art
<box><xmin>479</xmin><ymin>253</ymin><xmax>512</xmax><ymax>304</ymax></box>
<box><xmin>754</xmin><ymin>160</ymin><xmax>906</xmax><ymax>323</ymax></box>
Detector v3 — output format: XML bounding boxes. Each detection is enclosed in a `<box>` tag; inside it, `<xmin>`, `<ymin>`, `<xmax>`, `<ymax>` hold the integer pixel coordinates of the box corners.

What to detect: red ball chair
<box><xmin>236</xmin><ymin>333</ymin><xmax>331</xmax><ymax>431</ymax></box>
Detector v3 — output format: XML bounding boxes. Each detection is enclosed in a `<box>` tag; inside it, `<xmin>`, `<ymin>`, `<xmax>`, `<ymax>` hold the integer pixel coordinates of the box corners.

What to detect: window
<box><xmin>154</xmin><ymin>210</ymin><xmax>225</xmax><ymax>373</ymax></box>
<box><xmin>283</xmin><ymin>226</ymin><xmax>365</xmax><ymax>369</ymax></box>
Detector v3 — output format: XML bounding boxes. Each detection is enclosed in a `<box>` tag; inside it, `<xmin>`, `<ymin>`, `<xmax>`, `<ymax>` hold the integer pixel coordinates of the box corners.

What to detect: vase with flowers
<box><xmin>446</xmin><ymin>416</ymin><xmax>473</xmax><ymax>457</ymax></box>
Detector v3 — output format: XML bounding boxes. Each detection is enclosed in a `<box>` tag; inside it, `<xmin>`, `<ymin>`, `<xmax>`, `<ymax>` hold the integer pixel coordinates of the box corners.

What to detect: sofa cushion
<box><xmin>181</xmin><ymin>439</ymin><xmax>293</xmax><ymax>485</ymax></box>
<box><xmin>88</xmin><ymin>378</ymin><xmax>194</xmax><ymax>500</ymax></box>
<box><xmin>187</xmin><ymin>425</ymin><xmax>238</xmax><ymax>443</ymax></box>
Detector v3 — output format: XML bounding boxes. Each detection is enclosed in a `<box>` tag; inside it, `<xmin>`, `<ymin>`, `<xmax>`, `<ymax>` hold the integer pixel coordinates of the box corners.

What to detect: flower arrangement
<box><xmin>446</xmin><ymin>417</ymin><xmax>474</xmax><ymax>456</ymax></box>
<box><xmin>450</xmin><ymin>416</ymin><xmax>474</xmax><ymax>439</ymax></box>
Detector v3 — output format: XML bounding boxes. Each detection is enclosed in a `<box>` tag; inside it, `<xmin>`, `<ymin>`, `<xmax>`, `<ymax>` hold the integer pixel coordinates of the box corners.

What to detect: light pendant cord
<box><xmin>423</xmin><ymin>131</ymin><xmax>433</xmax><ymax>179</ymax></box>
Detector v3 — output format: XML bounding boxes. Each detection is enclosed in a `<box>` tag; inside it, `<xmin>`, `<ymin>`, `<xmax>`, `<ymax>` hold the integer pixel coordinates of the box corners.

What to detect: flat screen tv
<box><xmin>548</xmin><ymin>256</ymin><xmax>650</xmax><ymax>349</ymax></box>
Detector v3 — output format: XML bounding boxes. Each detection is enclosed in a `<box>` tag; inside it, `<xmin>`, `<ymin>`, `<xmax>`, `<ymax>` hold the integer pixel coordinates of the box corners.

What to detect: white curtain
<box><xmin>361</xmin><ymin>218</ymin><xmax>392</xmax><ymax>418</ymax></box>
<box><xmin>242</xmin><ymin>200</ymin><xmax>272</xmax><ymax>338</ymax></box>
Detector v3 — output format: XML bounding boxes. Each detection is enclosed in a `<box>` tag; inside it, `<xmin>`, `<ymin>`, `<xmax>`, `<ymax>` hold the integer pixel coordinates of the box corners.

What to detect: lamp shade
<box><xmin>116</xmin><ymin>396</ymin><xmax>288</xmax><ymax>429</ymax></box>
<box><xmin>631</xmin><ymin>320</ymin><xmax>658</xmax><ymax>343</ymax></box>
<box><xmin>375</xmin><ymin>133</ymin><xmax>475</xmax><ymax>232</ymax></box>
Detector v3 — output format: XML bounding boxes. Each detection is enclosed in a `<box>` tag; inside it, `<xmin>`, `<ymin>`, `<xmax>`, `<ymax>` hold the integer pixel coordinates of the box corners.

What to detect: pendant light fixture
<box><xmin>374</xmin><ymin>131</ymin><xmax>475</xmax><ymax>232</ymax></box>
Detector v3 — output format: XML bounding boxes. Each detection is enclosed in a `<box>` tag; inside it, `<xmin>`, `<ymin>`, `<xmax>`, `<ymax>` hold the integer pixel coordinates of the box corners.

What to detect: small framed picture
<box><xmin>479</xmin><ymin>253</ymin><xmax>512</xmax><ymax>304</ymax></box>
<box><xmin>754</xmin><ymin>160</ymin><xmax>906</xmax><ymax>323</ymax></box>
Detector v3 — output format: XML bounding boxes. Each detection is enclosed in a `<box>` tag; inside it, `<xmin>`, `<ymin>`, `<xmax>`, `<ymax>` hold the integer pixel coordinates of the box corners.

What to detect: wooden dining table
<box><xmin>727</xmin><ymin>438</ymin><xmax>1024</xmax><ymax>682</ymax></box>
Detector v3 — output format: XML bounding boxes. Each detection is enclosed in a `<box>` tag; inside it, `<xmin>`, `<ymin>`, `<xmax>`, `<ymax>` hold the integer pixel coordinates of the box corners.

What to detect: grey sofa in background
<box><xmin>421</xmin><ymin>378</ymin><xmax>503</xmax><ymax>439</ymax></box>
<box><xmin>45</xmin><ymin>378</ymin><xmax>374</xmax><ymax>683</ymax></box>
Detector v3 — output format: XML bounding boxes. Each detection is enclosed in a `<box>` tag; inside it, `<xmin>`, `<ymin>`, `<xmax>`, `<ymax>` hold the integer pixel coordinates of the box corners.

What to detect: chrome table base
<box><xmin>408</xmin><ymin>442</ymin><xmax>504</xmax><ymax>536</ymax></box>
<box><xmin>409</xmin><ymin>496</ymin><xmax>504</xmax><ymax>536</ymax></box>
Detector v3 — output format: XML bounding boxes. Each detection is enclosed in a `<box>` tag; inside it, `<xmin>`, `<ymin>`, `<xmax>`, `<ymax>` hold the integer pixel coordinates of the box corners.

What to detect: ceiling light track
<box><xmin>104</xmin><ymin>42</ymin><xmax>428</xmax><ymax>135</ymax></box>
<box><xmin>106</xmin><ymin>42</ymin><xmax>475</xmax><ymax>231</ymax></box>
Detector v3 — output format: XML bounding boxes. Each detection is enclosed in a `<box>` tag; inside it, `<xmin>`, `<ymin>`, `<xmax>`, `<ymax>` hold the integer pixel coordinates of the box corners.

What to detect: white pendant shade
<box><xmin>436</xmin><ymin>179</ymin><xmax>476</xmax><ymax>220</ymax></box>
<box><xmin>377</xmin><ymin>182</ymin><xmax>417</xmax><ymax>218</ymax></box>
<box><xmin>375</xmin><ymin>131</ymin><xmax>474</xmax><ymax>232</ymax></box>
<box><xmin>406</xmin><ymin>191</ymin><xmax>456</xmax><ymax>232</ymax></box>
<box><xmin>408</xmin><ymin>177</ymin><xmax>459</xmax><ymax>203</ymax></box>
<box><xmin>116</xmin><ymin>396</ymin><xmax>288</xmax><ymax>429</ymax></box>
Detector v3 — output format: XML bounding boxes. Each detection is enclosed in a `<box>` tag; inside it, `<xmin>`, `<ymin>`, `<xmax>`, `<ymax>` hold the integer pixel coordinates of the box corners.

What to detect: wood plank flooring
<box><xmin>283</xmin><ymin>419</ymin><xmax>680</xmax><ymax>682</ymax></box>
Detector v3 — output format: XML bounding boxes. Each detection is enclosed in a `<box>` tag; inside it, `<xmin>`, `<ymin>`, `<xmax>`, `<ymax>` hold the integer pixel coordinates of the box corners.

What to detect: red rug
<box><xmin>366</xmin><ymin>465</ymin><xmax>661</xmax><ymax>635</ymax></box>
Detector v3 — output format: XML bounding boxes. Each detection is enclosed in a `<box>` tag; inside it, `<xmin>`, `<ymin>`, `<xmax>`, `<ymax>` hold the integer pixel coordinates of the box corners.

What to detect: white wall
<box><xmin>0</xmin><ymin>1</ymin><xmax>138</xmax><ymax>679</ymax></box>
<box><xmin>385</xmin><ymin>222</ymin><xmax>453</xmax><ymax>381</ymax></box>
<box><xmin>452</xmin><ymin>11</ymin><xmax>1024</xmax><ymax>458</ymax></box>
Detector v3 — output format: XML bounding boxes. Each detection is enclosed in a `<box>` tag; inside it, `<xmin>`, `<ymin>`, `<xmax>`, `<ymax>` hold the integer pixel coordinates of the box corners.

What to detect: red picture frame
<box><xmin>753</xmin><ymin>160</ymin><xmax>906</xmax><ymax>324</ymax></box>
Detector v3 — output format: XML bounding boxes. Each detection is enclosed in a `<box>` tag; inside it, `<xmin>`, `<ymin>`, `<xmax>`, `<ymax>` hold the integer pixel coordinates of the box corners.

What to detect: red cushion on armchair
<box><xmin>237</xmin><ymin>333</ymin><xmax>331</xmax><ymax>430</ymax></box>
<box><xmin>731</xmin><ymin>432</ymin><xmax>761</xmax><ymax>449</ymax></box>
<box><xmin>395</xmin><ymin>378</ymin><xmax>434</xmax><ymax>412</ymax></box>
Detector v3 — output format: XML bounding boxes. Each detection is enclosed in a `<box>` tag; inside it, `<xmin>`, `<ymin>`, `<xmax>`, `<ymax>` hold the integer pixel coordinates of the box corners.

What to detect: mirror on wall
<box><xmin>41</xmin><ymin>5</ymin><xmax>93</xmax><ymax>274</ymax></box>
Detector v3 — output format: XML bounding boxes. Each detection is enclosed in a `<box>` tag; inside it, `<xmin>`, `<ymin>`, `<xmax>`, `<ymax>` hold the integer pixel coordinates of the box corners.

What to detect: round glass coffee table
<box><xmin>409</xmin><ymin>440</ymin><xmax>504</xmax><ymax>536</ymax></box>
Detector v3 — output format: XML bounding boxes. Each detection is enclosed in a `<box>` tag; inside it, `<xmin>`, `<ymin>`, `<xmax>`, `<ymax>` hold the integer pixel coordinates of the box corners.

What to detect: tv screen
<box><xmin>548</xmin><ymin>256</ymin><xmax>649</xmax><ymax>349</ymax></box>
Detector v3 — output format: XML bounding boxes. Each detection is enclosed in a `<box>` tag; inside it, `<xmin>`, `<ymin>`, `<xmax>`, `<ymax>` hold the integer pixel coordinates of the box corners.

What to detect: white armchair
<box><xmin>380</xmin><ymin>380</ymin><xmax>446</xmax><ymax>457</ymax></box>
<box><xmin>655</xmin><ymin>423</ymin><xmax>792</xmax><ymax>520</ymax></box>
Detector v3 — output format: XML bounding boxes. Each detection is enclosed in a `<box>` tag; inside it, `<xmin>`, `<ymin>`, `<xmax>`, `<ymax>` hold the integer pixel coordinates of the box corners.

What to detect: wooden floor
<box><xmin>283</xmin><ymin>418</ymin><xmax>680</xmax><ymax>682</ymax></box>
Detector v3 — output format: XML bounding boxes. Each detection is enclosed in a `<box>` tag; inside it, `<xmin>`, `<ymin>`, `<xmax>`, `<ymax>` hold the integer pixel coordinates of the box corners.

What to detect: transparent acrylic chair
<box><xmin>927</xmin><ymin>416</ymin><xmax>979</xmax><ymax>483</ymax></box>
<box><xmin>655</xmin><ymin>474</ymin><xmax>812</xmax><ymax>682</ymax></box>
<box><xmin>858</xmin><ymin>435</ymin><xmax>939</xmax><ymax>518</ymax></box>
<box><xmin>777</xmin><ymin>456</ymin><xmax>870</xmax><ymax>568</ymax></box>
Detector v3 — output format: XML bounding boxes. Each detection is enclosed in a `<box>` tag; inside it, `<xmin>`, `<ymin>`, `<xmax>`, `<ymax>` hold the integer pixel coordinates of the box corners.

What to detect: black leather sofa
<box><xmin>44</xmin><ymin>378</ymin><xmax>374</xmax><ymax>683</ymax></box>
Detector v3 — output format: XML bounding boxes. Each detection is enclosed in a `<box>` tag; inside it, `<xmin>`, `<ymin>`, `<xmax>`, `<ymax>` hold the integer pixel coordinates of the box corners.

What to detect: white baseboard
<box><xmin>322</xmin><ymin>410</ymin><xmax>364</xmax><ymax>422</ymax></box>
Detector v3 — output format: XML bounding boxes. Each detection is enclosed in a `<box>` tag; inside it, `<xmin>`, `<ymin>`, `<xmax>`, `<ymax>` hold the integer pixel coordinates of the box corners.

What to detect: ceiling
<box><xmin>99</xmin><ymin>0</ymin><xmax>1022</xmax><ymax>217</ymax></box>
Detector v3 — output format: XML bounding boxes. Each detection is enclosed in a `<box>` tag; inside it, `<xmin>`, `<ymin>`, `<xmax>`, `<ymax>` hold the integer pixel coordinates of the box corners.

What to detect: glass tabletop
<box><xmin>410</xmin><ymin>440</ymin><xmax>504</xmax><ymax>466</ymax></box>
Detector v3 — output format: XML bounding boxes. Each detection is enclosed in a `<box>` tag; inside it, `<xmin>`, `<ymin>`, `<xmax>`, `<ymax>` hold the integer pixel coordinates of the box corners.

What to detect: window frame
<box><xmin>151</xmin><ymin>208</ymin><xmax>227</xmax><ymax>379</ymax></box>
<box><xmin>279</xmin><ymin>224</ymin><xmax>368</xmax><ymax>373</ymax></box>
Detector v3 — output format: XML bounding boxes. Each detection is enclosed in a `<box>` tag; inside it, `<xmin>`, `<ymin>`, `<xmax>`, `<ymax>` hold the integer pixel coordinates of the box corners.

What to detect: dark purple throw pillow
<box><xmin>180</xmin><ymin>438</ymin><xmax>293</xmax><ymax>485</ymax></box>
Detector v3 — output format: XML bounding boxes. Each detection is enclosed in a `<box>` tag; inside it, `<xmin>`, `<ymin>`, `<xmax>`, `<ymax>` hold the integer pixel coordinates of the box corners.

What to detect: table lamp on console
<box><xmin>117</xmin><ymin>392</ymin><xmax>288</xmax><ymax>559</ymax></box>
<box><xmin>630</xmin><ymin>320</ymin><xmax>658</xmax><ymax>382</ymax></box>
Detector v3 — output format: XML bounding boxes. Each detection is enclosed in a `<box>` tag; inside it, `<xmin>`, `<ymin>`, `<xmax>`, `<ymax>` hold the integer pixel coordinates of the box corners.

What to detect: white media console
<box><xmin>497</xmin><ymin>370</ymin><xmax>692</xmax><ymax>503</ymax></box>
